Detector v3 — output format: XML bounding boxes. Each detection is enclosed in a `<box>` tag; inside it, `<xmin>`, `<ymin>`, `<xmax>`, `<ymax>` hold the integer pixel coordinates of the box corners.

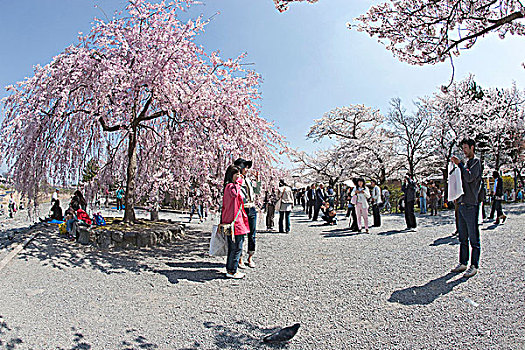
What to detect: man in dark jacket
<box><xmin>307</xmin><ymin>184</ymin><xmax>316</xmax><ymax>219</ymax></box>
<box><xmin>312</xmin><ymin>184</ymin><xmax>325</xmax><ymax>221</ymax></box>
<box><xmin>450</xmin><ymin>139</ymin><xmax>482</xmax><ymax>278</ymax></box>
<box><xmin>402</xmin><ymin>173</ymin><xmax>417</xmax><ymax>231</ymax></box>
<box><xmin>489</xmin><ymin>170</ymin><xmax>507</xmax><ymax>224</ymax></box>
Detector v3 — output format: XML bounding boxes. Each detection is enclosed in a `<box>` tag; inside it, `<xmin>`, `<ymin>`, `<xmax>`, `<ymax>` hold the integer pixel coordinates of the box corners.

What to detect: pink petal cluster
<box><xmin>353</xmin><ymin>0</ymin><xmax>525</xmax><ymax>66</ymax></box>
<box><xmin>1</xmin><ymin>0</ymin><xmax>285</xmax><ymax>221</ymax></box>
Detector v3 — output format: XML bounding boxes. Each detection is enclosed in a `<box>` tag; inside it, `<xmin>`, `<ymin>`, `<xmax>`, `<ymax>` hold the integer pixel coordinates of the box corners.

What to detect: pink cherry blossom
<box><xmin>1</xmin><ymin>0</ymin><xmax>285</xmax><ymax>222</ymax></box>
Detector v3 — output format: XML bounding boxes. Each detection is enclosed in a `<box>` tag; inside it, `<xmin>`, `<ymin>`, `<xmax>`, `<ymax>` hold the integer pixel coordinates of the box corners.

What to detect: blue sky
<box><xmin>1</xmin><ymin>0</ymin><xmax>524</xmax><ymax>169</ymax></box>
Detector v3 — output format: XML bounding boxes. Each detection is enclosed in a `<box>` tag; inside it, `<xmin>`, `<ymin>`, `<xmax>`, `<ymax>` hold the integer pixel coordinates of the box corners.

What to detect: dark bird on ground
<box><xmin>262</xmin><ymin>323</ymin><xmax>300</xmax><ymax>343</ymax></box>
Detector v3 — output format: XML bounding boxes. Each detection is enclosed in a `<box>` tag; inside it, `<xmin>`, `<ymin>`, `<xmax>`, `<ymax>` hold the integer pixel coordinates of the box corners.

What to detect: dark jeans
<box><xmin>307</xmin><ymin>201</ymin><xmax>314</xmax><ymax>218</ymax></box>
<box><xmin>66</xmin><ymin>218</ymin><xmax>78</xmax><ymax>234</ymax></box>
<box><xmin>226</xmin><ymin>234</ymin><xmax>245</xmax><ymax>274</ymax></box>
<box><xmin>266</xmin><ymin>204</ymin><xmax>275</xmax><ymax>229</ymax></box>
<box><xmin>245</xmin><ymin>207</ymin><xmax>257</xmax><ymax>255</ymax></box>
<box><xmin>349</xmin><ymin>206</ymin><xmax>359</xmax><ymax>231</ymax></box>
<box><xmin>190</xmin><ymin>204</ymin><xmax>203</xmax><ymax>220</ymax></box>
<box><xmin>372</xmin><ymin>204</ymin><xmax>381</xmax><ymax>227</ymax></box>
<box><xmin>494</xmin><ymin>200</ymin><xmax>504</xmax><ymax>218</ymax></box>
<box><xmin>430</xmin><ymin>198</ymin><xmax>438</xmax><ymax>216</ymax></box>
<box><xmin>458</xmin><ymin>203</ymin><xmax>481</xmax><ymax>268</ymax></box>
<box><xmin>405</xmin><ymin>200</ymin><xmax>416</xmax><ymax>228</ymax></box>
<box><xmin>420</xmin><ymin>197</ymin><xmax>427</xmax><ymax>214</ymax></box>
<box><xmin>116</xmin><ymin>198</ymin><xmax>124</xmax><ymax>210</ymax></box>
<box><xmin>312</xmin><ymin>202</ymin><xmax>322</xmax><ymax>221</ymax></box>
<box><xmin>279</xmin><ymin>211</ymin><xmax>291</xmax><ymax>232</ymax></box>
<box><xmin>489</xmin><ymin>199</ymin><xmax>505</xmax><ymax>219</ymax></box>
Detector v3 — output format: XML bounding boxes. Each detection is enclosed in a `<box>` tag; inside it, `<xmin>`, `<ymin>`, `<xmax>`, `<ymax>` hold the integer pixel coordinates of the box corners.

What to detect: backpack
<box><xmin>93</xmin><ymin>213</ymin><xmax>106</xmax><ymax>226</ymax></box>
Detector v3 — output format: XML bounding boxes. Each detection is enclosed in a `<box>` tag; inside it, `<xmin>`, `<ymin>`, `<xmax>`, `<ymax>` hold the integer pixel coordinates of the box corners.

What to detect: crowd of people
<box><xmin>38</xmin><ymin>188</ymin><xmax>104</xmax><ymax>243</ymax></box>
<box><xmin>215</xmin><ymin>139</ymin><xmax>514</xmax><ymax>280</ymax></box>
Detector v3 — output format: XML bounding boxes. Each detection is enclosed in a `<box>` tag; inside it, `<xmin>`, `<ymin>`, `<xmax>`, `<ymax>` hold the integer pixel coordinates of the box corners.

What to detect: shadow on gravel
<box><xmin>202</xmin><ymin>320</ymin><xmax>289</xmax><ymax>349</ymax></box>
<box><xmin>378</xmin><ymin>229</ymin><xmax>406</xmax><ymax>236</ymax></box>
<box><xmin>502</xmin><ymin>204</ymin><xmax>525</xmax><ymax>216</ymax></box>
<box><xmin>321</xmin><ymin>228</ymin><xmax>363</xmax><ymax>238</ymax></box>
<box><xmin>16</xmin><ymin>226</ymin><xmax>210</xmax><ymax>277</ymax></box>
<box><xmin>430</xmin><ymin>235</ymin><xmax>459</xmax><ymax>246</ymax></box>
<box><xmin>388</xmin><ymin>272</ymin><xmax>465</xmax><ymax>305</ymax></box>
<box><xmin>0</xmin><ymin>228</ymin><xmax>26</xmax><ymax>250</ymax></box>
<box><xmin>481</xmin><ymin>224</ymin><xmax>499</xmax><ymax>231</ymax></box>
<box><xmin>0</xmin><ymin>316</ymin><xmax>23</xmax><ymax>349</ymax></box>
<box><xmin>69</xmin><ymin>327</ymin><xmax>92</xmax><ymax>350</ymax></box>
<box><xmin>121</xmin><ymin>329</ymin><xmax>158</xmax><ymax>349</ymax></box>
<box><xmin>64</xmin><ymin>327</ymin><xmax>157</xmax><ymax>350</ymax></box>
<box><xmin>258</xmin><ymin>230</ymin><xmax>284</xmax><ymax>235</ymax></box>
<box><xmin>156</xmin><ymin>267</ymin><xmax>224</xmax><ymax>284</ymax></box>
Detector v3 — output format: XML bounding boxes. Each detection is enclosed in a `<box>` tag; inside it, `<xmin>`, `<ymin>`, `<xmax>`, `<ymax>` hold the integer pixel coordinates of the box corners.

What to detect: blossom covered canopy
<box><xmin>1</xmin><ymin>0</ymin><xmax>285</xmax><ymax>214</ymax></box>
<box><xmin>274</xmin><ymin>0</ymin><xmax>525</xmax><ymax>67</ymax></box>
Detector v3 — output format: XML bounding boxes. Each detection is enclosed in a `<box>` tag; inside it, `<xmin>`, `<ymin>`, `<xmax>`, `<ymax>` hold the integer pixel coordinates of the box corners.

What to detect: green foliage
<box><xmin>82</xmin><ymin>159</ymin><xmax>100</xmax><ymax>184</ymax></box>
<box><xmin>502</xmin><ymin>176</ymin><xmax>514</xmax><ymax>192</ymax></box>
<box><xmin>386</xmin><ymin>185</ymin><xmax>404</xmax><ymax>211</ymax></box>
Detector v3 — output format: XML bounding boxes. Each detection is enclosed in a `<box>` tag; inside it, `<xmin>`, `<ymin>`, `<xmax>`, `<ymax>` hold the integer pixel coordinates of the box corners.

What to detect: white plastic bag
<box><xmin>209</xmin><ymin>224</ymin><xmax>228</xmax><ymax>257</ymax></box>
<box><xmin>478</xmin><ymin>203</ymin><xmax>483</xmax><ymax>225</ymax></box>
<box><xmin>448</xmin><ymin>162</ymin><xmax>464</xmax><ymax>202</ymax></box>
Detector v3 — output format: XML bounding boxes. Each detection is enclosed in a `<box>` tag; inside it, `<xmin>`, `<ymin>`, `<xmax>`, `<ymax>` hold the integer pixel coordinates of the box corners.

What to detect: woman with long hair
<box><xmin>221</xmin><ymin>165</ymin><xmax>250</xmax><ymax>279</ymax></box>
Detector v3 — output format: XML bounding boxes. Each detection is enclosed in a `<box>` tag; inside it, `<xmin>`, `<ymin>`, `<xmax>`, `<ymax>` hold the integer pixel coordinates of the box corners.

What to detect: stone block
<box><xmin>111</xmin><ymin>231</ymin><xmax>124</xmax><ymax>243</ymax></box>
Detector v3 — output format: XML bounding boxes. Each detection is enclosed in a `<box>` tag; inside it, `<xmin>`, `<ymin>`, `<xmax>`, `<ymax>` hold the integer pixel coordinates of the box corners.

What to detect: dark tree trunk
<box><xmin>150</xmin><ymin>209</ymin><xmax>159</xmax><ymax>221</ymax></box>
<box><xmin>124</xmin><ymin>127</ymin><xmax>138</xmax><ymax>223</ymax></box>
<box><xmin>379</xmin><ymin>167</ymin><xmax>386</xmax><ymax>185</ymax></box>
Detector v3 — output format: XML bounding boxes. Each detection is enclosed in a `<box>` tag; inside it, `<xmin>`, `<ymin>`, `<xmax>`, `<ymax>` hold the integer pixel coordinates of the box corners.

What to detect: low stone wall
<box><xmin>84</xmin><ymin>220</ymin><xmax>185</xmax><ymax>250</ymax></box>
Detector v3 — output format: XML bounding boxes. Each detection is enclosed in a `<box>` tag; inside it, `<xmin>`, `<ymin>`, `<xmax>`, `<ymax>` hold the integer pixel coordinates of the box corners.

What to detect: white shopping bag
<box><xmin>209</xmin><ymin>224</ymin><xmax>228</xmax><ymax>257</ymax></box>
<box><xmin>448</xmin><ymin>162</ymin><xmax>464</xmax><ymax>202</ymax></box>
<box><xmin>478</xmin><ymin>203</ymin><xmax>483</xmax><ymax>225</ymax></box>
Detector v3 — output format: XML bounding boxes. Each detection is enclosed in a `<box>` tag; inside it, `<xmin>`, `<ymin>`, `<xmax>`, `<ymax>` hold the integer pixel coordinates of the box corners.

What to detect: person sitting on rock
<box><xmin>40</xmin><ymin>199</ymin><xmax>63</xmax><ymax>222</ymax></box>
<box><xmin>64</xmin><ymin>208</ymin><xmax>78</xmax><ymax>241</ymax></box>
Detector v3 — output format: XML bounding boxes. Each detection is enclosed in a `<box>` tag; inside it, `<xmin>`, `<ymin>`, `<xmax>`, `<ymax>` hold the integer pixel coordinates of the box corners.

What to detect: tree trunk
<box><xmin>380</xmin><ymin>167</ymin><xmax>386</xmax><ymax>185</ymax></box>
<box><xmin>124</xmin><ymin>128</ymin><xmax>138</xmax><ymax>223</ymax></box>
<box><xmin>150</xmin><ymin>209</ymin><xmax>159</xmax><ymax>221</ymax></box>
<box><xmin>150</xmin><ymin>201</ymin><xmax>160</xmax><ymax>221</ymax></box>
<box><xmin>408</xmin><ymin>156</ymin><xmax>414</xmax><ymax>177</ymax></box>
<box><xmin>495</xmin><ymin>150</ymin><xmax>501</xmax><ymax>171</ymax></box>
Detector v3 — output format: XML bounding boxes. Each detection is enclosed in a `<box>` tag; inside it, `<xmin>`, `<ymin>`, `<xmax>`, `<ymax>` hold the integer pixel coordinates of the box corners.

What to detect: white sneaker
<box><xmin>451</xmin><ymin>264</ymin><xmax>468</xmax><ymax>273</ymax></box>
<box><xmin>463</xmin><ymin>266</ymin><xmax>478</xmax><ymax>278</ymax></box>
<box><xmin>226</xmin><ymin>272</ymin><xmax>245</xmax><ymax>279</ymax></box>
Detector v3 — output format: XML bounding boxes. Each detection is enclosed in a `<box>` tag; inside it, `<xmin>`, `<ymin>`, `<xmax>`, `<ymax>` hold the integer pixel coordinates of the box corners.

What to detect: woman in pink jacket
<box><xmin>222</xmin><ymin>165</ymin><xmax>250</xmax><ymax>279</ymax></box>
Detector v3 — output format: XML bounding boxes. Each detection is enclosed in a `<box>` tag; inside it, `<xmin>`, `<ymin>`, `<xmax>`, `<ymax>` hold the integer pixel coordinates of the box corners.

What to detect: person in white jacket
<box><xmin>277</xmin><ymin>179</ymin><xmax>294</xmax><ymax>233</ymax></box>
<box><xmin>351</xmin><ymin>178</ymin><xmax>371</xmax><ymax>233</ymax></box>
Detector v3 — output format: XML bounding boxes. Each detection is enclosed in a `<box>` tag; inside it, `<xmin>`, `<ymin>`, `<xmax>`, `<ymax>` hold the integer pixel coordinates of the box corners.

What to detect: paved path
<box><xmin>0</xmin><ymin>205</ymin><xmax>524</xmax><ymax>349</ymax></box>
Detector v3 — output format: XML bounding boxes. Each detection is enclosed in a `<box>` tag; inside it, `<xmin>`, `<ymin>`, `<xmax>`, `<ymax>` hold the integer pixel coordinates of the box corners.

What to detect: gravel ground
<box><xmin>0</xmin><ymin>204</ymin><xmax>524</xmax><ymax>349</ymax></box>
